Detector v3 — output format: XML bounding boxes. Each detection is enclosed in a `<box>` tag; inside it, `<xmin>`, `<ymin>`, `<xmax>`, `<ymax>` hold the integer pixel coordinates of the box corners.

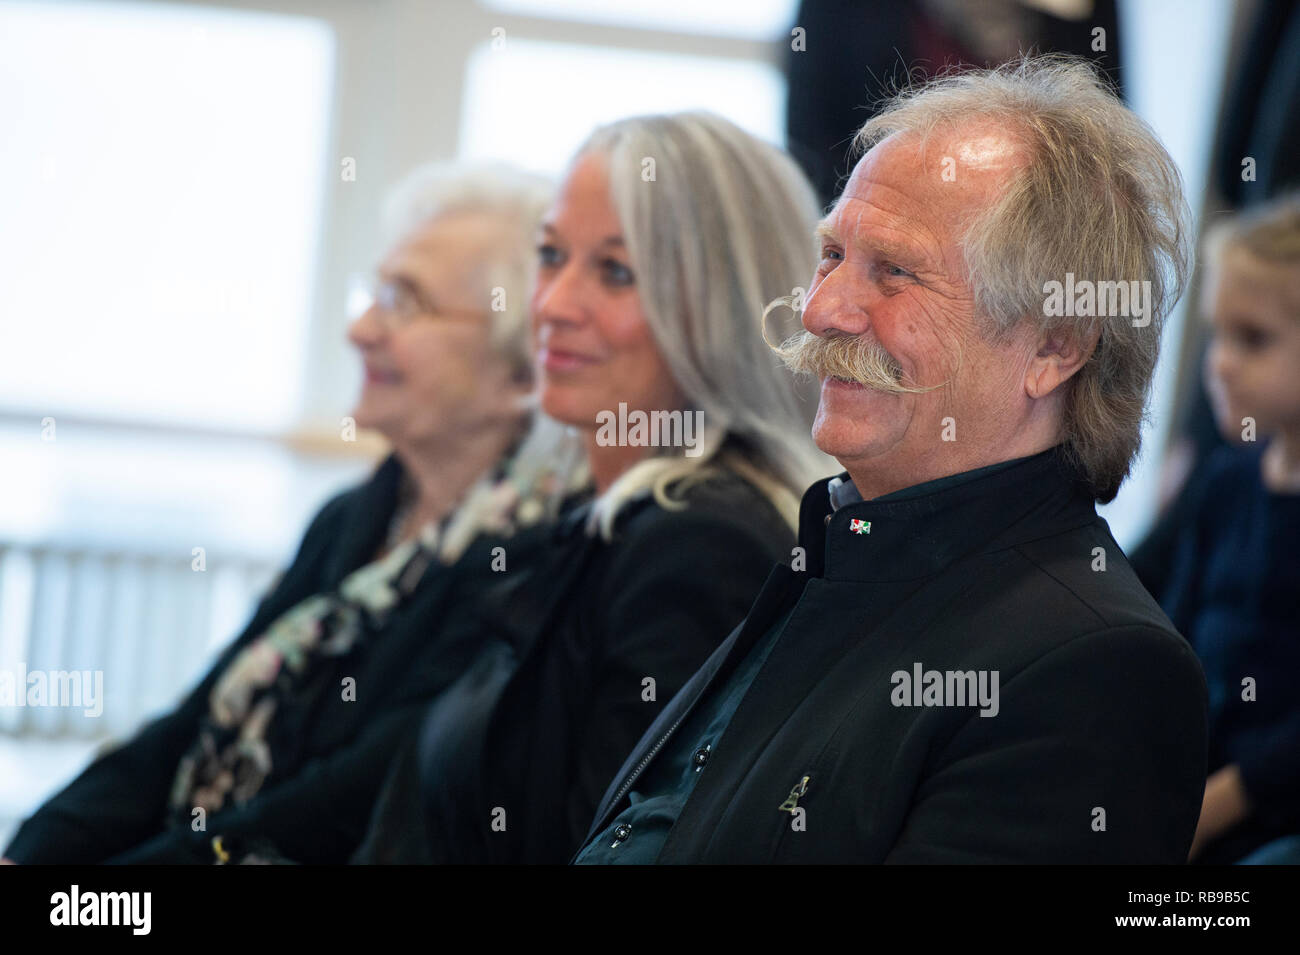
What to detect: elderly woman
<box><xmin>355</xmin><ymin>111</ymin><xmax>831</xmax><ymax>864</ymax></box>
<box><xmin>2</xmin><ymin>163</ymin><xmax>580</xmax><ymax>864</ymax></box>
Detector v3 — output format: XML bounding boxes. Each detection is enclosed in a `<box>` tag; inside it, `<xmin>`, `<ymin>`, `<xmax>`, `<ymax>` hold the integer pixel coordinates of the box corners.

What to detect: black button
<box><xmin>692</xmin><ymin>744</ymin><xmax>711</xmax><ymax>769</ymax></box>
<box><xmin>613</xmin><ymin>823</ymin><xmax>632</xmax><ymax>841</ymax></box>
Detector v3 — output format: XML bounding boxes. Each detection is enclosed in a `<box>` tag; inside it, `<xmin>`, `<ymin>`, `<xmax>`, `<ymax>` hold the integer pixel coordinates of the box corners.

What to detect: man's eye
<box><xmin>884</xmin><ymin>263</ymin><xmax>911</xmax><ymax>278</ymax></box>
<box><xmin>538</xmin><ymin>243</ymin><xmax>562</xmax><ymax>267</ymax></box>
<box><xmin>816</xmin><ymin>249</ymin><xmax>842</xmax><ymax>274</ymax></box>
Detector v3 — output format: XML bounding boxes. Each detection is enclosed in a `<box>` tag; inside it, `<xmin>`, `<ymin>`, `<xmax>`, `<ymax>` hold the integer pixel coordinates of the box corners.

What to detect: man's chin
<box><xmin>812</xmin><ymin>421</ymin><xmax>887</xmax><ymax>467</ymax></box>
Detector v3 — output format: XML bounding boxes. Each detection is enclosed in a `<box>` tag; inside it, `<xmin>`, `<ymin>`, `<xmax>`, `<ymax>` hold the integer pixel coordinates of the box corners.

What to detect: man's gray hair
<box><xmin>855</xmin><ymin>55</ymin><xmax>1193</xmax><ymax>503</ymax></box>
<box><xmin>382</xmin><ymin>162</ymin><xmax>553</xmax><ymax>382</ymax></box>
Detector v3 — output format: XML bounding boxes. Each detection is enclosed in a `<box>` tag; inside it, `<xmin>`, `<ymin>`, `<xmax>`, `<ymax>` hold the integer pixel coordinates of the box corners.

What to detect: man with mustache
<box><xmin>573</xmin><ymin>57</ymin><xmax>1209</xmax><ymax>864</ymax></box>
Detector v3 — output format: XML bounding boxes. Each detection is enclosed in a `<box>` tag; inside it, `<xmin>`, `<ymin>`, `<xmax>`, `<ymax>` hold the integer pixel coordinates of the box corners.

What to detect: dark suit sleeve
<box><xmin>2</xmin><ymin>492</ymin><xmax>354</xmax><ymax>864</ymax></box>
<box><xmin>104</xmin><ymin>703</ymin><xmax>426</xmax><ymax>864</ymax></box>
<box><xmin>884</xmin><ymin>625</ymin><xmax>1209</xmax><ymax>864</ymax></box>
<box><xmin>1235</xmin><ymin>711</ymin><xmax>1300</xmax><ymax>814</ymax></box>
<box><xmin>566</xmin><ymin>504</ymin><xmax>790</xmax><ymax>846</ymax></box>
<box><xmin>1149</xmin><ymin>449</ymin><xmax>1233</xmax><ymax>635</ymax></box>
<box><xmin>1128</xmin><ymin>485</ymin><xmax>1191</xmax><ymax>602</ymax></box>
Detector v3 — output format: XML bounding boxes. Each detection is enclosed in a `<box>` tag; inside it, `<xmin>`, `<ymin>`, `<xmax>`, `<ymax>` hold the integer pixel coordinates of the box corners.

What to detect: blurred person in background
<box><xmin>1129</xmin><ymin>0</ymin><xmax>1300</xmax><ymax>604</ymax></box>
<box><xmin>1</xmin><ymin>163</ymin><xmax>581</xmax><ymax>864</ymax></box>
<box><xmin>1161</xmin><ymin>195</ymin><xmax>1300</xmax><ymax>865</ymax></box>
<box><xmin>783</xmin><ymin>0</ymin><xmax>1125</xmax><ymax>207</ymax></box>
<box><xmin>354</xmin><ymin>111</ymin><xmax>832</xmax><ymax>864</ymax></box>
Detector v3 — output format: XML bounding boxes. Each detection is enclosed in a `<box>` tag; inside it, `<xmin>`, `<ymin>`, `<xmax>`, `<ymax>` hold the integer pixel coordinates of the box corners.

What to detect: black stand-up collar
<box><xmin>798</xmin><ymin>446</ymin><xmax>1099</xmax><ymax>583</ymax></box>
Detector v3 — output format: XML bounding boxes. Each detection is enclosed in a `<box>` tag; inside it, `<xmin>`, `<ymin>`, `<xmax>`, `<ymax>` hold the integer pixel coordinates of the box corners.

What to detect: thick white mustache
<box><xmin>772</xmin><ymin>329</ymin><xmax>935</xmax><ymax>394</ymax></box>
<box><xmin>760</xmin><ymin>294</ymin><xmax>948</xmax><ymax>394</ymax></box>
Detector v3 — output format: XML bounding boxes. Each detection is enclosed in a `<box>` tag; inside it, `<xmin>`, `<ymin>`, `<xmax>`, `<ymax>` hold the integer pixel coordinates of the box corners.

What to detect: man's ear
<box><xmin>1024</xmin><ymin>322</ymin><xmax>1100</xmax><ymax>400</ymax></box>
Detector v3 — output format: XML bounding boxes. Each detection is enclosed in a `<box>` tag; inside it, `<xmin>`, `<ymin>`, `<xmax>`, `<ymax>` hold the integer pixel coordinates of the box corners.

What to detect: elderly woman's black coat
<box><xmin>4</xmin><ymin>455</ymin><xmax>553</xmax><ymax>864</ymax></box>
<box><xmin>354</xmin><ymin>472</ymin><xmax>795</xmax><ymax>864</ymax></box>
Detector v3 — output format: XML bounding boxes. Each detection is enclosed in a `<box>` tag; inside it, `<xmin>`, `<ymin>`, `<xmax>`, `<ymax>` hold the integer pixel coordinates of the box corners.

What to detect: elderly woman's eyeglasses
<box><xmin>349</xmin><ymin>274</ymin><xmax>488</xmax><ymax>330</ymax></box>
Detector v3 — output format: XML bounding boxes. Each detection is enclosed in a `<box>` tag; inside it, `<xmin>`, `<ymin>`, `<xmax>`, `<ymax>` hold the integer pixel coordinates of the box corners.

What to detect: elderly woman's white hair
<box><xmin>378</xmin><ymin>162</ymin><xmax>588</xmax><ymax>539</ymax></box>
<box><xmin>380</xmin><ymin>162</ymin><xmax>554</xmax><ymax>384</ymax></box>
<box><xmin>570</xmin><ymin>111</ymin><xmax>833</xmax><ymax>536</ymax></box>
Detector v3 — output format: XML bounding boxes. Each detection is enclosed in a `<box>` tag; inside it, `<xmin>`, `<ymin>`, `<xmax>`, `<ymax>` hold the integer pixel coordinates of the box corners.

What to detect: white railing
<box><xmin>0</xmin><ymin>542</ymin><xmax>276</xmax><ymax>741</ymax></box>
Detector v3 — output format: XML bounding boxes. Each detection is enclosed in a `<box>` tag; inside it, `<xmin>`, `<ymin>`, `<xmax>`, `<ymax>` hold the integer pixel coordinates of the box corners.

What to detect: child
<box><xmin>1164</xmin><ymin>194</ymin><xmax>1300</xmax><ymax>864</ymax></box>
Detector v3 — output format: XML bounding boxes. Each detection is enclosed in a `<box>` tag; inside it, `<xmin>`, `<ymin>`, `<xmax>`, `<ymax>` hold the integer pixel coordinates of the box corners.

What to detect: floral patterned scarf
<box><xmin>166</xmin><ymin>447</ymin><xmax>586</xmax><ymax>827</ymax></box>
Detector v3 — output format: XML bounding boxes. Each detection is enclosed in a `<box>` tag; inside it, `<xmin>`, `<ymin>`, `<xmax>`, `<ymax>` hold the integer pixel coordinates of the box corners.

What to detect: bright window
<box><xmin>478</xmin><ymin>0</ymin><xmax>799</xmax><ymax>41</ymax></box>
<box><xmin>458</xmin><ymin>37</ymin><xmax>787</xmax><ymax>175</ymax></box>
<box><xmin>0</xmin><ymin>1</ymin><xmax>335</xmax><ymax>432</ymax></box>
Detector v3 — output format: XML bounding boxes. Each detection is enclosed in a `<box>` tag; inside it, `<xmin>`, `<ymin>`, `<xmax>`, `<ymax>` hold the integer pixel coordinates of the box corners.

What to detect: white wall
<box><xmin>1099</xmin><ymin>0</ymin><xmax>1234</xmax><ymax>548</ymax></box>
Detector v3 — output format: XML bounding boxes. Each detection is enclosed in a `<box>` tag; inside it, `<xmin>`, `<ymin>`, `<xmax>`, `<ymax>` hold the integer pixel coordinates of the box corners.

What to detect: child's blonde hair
<box><xmin>1204</xmin><ymin>194</ymin><xmax>1300</xmax><ymax>313</ymax></box>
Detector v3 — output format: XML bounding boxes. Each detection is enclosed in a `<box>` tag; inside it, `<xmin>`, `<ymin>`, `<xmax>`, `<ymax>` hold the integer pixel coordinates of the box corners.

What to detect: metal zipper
<box><xmin>608</xmin><ymin>711</ymin><xmax>688</xmax><ymax>810</ymax></box>
<box><xmin>777</xmin><ymin>775</ymin><xmax>811</xmax><ymax>813</ymax></box>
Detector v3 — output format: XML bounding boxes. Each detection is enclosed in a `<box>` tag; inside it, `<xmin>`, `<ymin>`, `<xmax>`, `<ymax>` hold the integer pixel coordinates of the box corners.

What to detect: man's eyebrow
<box><xmin>872</xmin><ymin>237</ymin><xmax>931</xmax><ymax>267</ymax></box>
<box><xmin>816</xmin><ymin>216</ymin><xmax>935</xmax><ymax>269</ymax></box>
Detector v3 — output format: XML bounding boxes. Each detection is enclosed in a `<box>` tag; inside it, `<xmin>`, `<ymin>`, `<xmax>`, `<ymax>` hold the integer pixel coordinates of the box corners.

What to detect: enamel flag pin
<box><xmin>849</xmin><ymin>518</ymin><xmax>871</xmax><ymax>535</ymax></box>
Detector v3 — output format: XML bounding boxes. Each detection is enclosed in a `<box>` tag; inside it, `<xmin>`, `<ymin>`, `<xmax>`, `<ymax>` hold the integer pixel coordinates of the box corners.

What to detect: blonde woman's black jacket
<box><xmin>354</xmin><ymin>472</ymin><xmax>795</xmax><ymax>864</ymax></box>
<box><xmin>582</xmin><ymin>447</ymin><xmax>1210</xmax><ymax>863</ymax></box>
<box><xmin>4</xmin><ymin>455</ymin><xmax>553</xmax><ymax>864</ymax></box>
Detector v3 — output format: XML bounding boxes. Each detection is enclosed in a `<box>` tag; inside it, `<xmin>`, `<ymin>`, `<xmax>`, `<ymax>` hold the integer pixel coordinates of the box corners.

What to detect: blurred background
<box><xmin>0</xmin><ymin>0</ymin><xmax>1291</xmax><ymax>844</ymax></box>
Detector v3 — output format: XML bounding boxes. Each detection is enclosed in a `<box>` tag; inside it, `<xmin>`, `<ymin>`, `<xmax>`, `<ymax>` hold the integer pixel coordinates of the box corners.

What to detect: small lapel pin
<box><xmin>849</xmin><ymin>518</ymin><xmax>871</xmax><ymax>535</ymax></box>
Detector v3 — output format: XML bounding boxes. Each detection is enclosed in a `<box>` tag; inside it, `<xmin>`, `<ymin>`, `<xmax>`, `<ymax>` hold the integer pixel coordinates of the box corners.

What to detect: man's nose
<box><xmin>801</xmin><ymin>269</ymin><xmax>871</xmax><ymax>339</ymax></box>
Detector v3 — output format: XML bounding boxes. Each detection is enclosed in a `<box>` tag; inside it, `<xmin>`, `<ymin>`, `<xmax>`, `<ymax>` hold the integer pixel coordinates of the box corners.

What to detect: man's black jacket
<box><xmin>583</xmin><ymin>447</ymin><xmax>1210</xmax><ymax>863</ymax></box>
